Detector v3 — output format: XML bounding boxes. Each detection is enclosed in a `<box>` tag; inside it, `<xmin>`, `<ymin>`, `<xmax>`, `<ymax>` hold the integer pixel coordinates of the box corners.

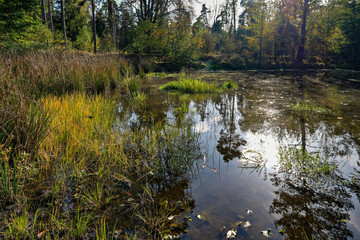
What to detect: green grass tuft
<box><xmin>159</xmin><ymin>77</ymin><xmax>221</xmax><ymax>94</ymax></box>
<box><xmin>222</xmin><ymin>81</ymin><xmax>239</xmax><ymax>90</ymax></box>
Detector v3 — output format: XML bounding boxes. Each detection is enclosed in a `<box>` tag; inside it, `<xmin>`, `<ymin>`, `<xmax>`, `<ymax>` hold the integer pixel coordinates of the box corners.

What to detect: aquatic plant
<box><xmin>159</xmin><ymin>77</ymin><xmax>221</xmax><ymax>94</ymax></box>
<box><xmin>278</xmin><ymin>146</ymin><xmax>343</xmax><ymax>182</ymax></box>
<box><xmin>288</xmin><ymin>102</ymin><xmax>333</xmax><ymax>117</ymax></box>
<box><xmin>222</xmin><ymin>81</ymin><xmax>239</xmax><ymax>90</ymax></box>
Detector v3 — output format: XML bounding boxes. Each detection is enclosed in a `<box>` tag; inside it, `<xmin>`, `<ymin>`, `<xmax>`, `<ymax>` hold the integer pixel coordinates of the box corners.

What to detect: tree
<box><xmin>108</xmin><ymin>0</ymin><xmax>116</xmax><ymax>47</ymax></box>
<box><xmin>297</xmin><ymin>0</ymin><xmax>310</xmax><ymax>64</ymax></box>
<box><xmin>91</xmin><ymin>0</ymin><xmax>97</xmax><ymax>53</ymax></box>
<box><xmin>131</xmin><ymin>0</ymin><xmax>170</xmax><ymax>23</ymax></box>
<box><xmin>47</xmin><ymin>0</ymin><xmax>54</xmax><ymax>33</ymax></box>
<box><xmin>41</xmin><ymin>0</ymin><xmax>47</xmax><ymax>22</ymax></box>
<box><xmin>60</xmin><ymin>0</ymin><xmax>67</xmax><ymax>43</ymax></box>
<box><xmin>0</xmin><ymin>0</ymin><xmax>39</xmax><ymax>37</ymax></box>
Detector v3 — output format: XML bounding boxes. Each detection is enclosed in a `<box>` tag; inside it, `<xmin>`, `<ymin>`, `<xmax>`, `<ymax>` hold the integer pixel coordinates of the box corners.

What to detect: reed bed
<box><xmin>0</xmin><ymin>51</ymin><xmax>132</xmax><ymax>97</ymax></box>
<box><xmin>0</xmin><ymin>51</ymin><xmax>201</xmax><ymax>238</ymax></box>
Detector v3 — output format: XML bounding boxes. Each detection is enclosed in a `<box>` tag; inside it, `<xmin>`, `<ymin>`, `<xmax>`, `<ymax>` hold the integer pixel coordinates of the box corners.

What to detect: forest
<box><xmin>1</xmin><ymin>0</ymin><xmax>359</xmax><ymax>69</ymax></box>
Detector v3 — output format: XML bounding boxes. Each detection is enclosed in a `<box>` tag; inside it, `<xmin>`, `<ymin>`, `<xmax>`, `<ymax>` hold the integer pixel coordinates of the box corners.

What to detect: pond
<box><xmin>120</xmin><ymin>70</ymin><xmax>360</xmax><ymax>239</ymax></box>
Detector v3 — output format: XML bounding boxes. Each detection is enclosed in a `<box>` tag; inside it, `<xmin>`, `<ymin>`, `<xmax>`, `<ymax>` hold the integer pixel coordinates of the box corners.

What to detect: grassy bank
<box><xmin>0</xmin><ymin>51</ymin><xmax>201</xmax><ymax>239</ymax></box>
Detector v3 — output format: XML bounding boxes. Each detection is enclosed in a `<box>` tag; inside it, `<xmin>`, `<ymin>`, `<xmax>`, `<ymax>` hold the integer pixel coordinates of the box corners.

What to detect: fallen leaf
<box><xmin>124</xmin><ymin>191</ymin><xmax>132</xmax><ymax>197</ymax></box>
<box><xmin>237</xmin><ymin>215</ymin><xmax>244</xmax><ymax>219</ymax></box>
<box><xmin>168</xmin><ymin>216</ymin><xmax>175</xmax><ymax>220</ymax></box>
<box><xmin>37</xmin><ymin>230</ymin><xmax>46</xmax><ymax>239</ymax></box>
<box><xmin>246</xmin><ymin>209</ymin><xmax>253</xmax><ymax>215</ymax></box>
<box><xmin>243</xmin><ymin>221</ymin><xmax>251</xmax><ymax>228</ymax></box>
<box><xmin>210</xmin><ymin>169</ymin><xmax>218</xmax><ymax>173</ymax></box>
<box><xmin>127</xmin><ymin>198</ymin><xmax>134</xmax><ymax>202</ymax></box>
<box><xmin>231</xmin><ymin>221</ymin><xmax>242</xmax><ymax>229</ymax></box>
<box><xmin>279</xmin><ymin>229</ymin><xmax>284</xmax><ymax>235</ymax></box>
<box><xmin>201</xmin><ymin>164</ymin><xmax>207</xmax><ymax>169</ymax></box>
<box><xmin>261</xmin><ymin>228</ymin><xmax>271</xmax><ymax>237</ymax></box>
<box><xmin>226</xmin><ymin>230</ymin><xmax>237</xmax><ymax>239</ymax></box>
<box><xmin>341</xmin><ymin>219</ymin><xmax>353</xmax><ymax>224</ymax></box>
<box><xmin>197</xmin><ymin>214</ymin><xmax>206</xmax><ymax>220</ymax></box>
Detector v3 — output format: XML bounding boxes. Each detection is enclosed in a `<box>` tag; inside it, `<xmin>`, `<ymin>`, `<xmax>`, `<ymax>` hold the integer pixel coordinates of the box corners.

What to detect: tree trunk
<box><xmin>259</xmin><ymin>5</ymin><xmax>264</xmax><ymax>68</ymax></box>
<box><xmin>91</xmin><ymin>0</ymin><xmax>97</xmax><ymax>53</ymax></box>
<box><xmin>60</xmin><ymin>0</ymin><xmax>67</xmax><ymax>43</ymax></box>
<box><xmin>108</xmin><ymin>0</ymin><xmax>116</xmax><ymax>47</ymax></box>
<box><xmin>297</xmin><ymin>0</ymin><xmax>309</xmax><ymax>64</ymax></box>
<box><xmin>47</xmin><ymin>0</ymin><xmax>54</xmax><ymax>33</ymax></box>
<box><xmin>233</xmin><ymin>0</ymin><xmax>236</xmax><ymax>35</ymax></box>
<box><xmin>40</xmin><ymin>0</ymin><xmax>46</xmax><ymax>22</ymax></box>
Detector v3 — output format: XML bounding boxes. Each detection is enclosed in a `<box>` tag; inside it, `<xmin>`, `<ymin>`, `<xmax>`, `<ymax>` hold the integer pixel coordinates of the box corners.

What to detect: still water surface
<box><xmin>122</xmin><ymin>70</ymin><xmax>360</xmax><ymax>239</ymax></box>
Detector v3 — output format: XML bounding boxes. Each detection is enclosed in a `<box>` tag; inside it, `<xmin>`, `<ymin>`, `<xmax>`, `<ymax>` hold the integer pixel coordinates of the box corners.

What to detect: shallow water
<box><xmin>122</xmin><ymin>70</ymin><xmax>360</xmax><ymax>239</ymax></box>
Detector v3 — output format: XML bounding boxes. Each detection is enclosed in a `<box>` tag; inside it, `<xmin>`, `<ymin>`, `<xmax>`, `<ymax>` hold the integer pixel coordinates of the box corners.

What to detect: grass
<box><xmin>278</xmin><ymin>146</ymin><xmax>343</xmax><ymax>181</ymax></box>
<box><xmin>222</xmin><ymin>81</ymin><xmax>239</xmax><ymax>90</ymax></box>
<box><xmin>0</xmin><ymin>51</ymin><xmax>202</xmax><ymax>239</ymax></box>
<box><xmin>289</xmin><ymin>102</ymin><xmax>334</xmax><ymax>117</ymax></box>
<box><xmin>159</xmin><ymin>77</ymin><xmax>221</xmax><ymax>94</ymax></box>
<box><xmin>0</xmin><ymin>51</ymin><xmax>132</xmax><ymax>97</ymax></box>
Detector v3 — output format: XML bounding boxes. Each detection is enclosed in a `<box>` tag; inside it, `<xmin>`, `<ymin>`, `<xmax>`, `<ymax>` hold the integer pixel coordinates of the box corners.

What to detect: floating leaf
<box><xmin>246</xmin><ymin>209</ymin><xmax>253</xmax><ymax>215</ymax></box>
<box><xmin>279</xmin><ymin>229</ymin><xmax>284</xmax><ymax>235</ymax></box>
<box><xmin>210</xmin><ymin>169</ymin><xmax>218</xmax><ymax>173</ymax></box>
<box><xmin>226</xmin><ymin>230</ymin><xmax>237</xmax><ymax>239</ymax></box>
<box><xmin>201</xmin><ymin>164</ymin><xmax>207</xmax><ymax>169</ymax></box>
<box><xmin>163</xmin><ymin>234</ymin><xmax>180</xmax><ymax>239</ymax></box>
<box><xmin>237</xmin><ymin>215</ymin><xmax>244</xmax><ymax>219</ymax></box>
<box><xmin>261</xmin><ymin>228</ymin><xmax>271</xmax><ymax>237</ymax></box>
<box><xmin>168</xmin><ymin>216</ymin><xmax>175</xmax><ymax>220</ymax></box>
<box><xmin>197</xmin><ymin>214</ymin><xmax>206</xmax><ymax>220</ymax></box>
<box><xmin>243</xmin><ymin>221</ymin><xmax>251</xmax><ymax>228</ymax></box>
<box><xmin>231</xmin><ymin>221</ymin><xmax>242</xmax><ymax>229</ymax></box>
<box><xmin>37</xmin><ymin>230</ymin><xmax>46</xmax><ymax>238</ymax></box>
<box><xmin>341</xmin><ymin>219</ymin><xmax>353</xmax><ymax>224</ymax></box>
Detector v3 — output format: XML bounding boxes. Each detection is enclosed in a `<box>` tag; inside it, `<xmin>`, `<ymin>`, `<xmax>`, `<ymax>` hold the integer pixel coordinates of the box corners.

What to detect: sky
<box><xmin>193</xmin><ymin>0</ymin><xmax>224</xmax><ymax>23</ymax></box>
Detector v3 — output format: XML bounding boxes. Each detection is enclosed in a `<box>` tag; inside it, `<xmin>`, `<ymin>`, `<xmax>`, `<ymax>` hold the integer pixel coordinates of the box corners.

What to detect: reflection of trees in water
<box><xmin>269</xmin><ymin>169</ymin><xmax>354</xmax><ymax>239</ymax></box>
<box><xmin>348</xmin><ymin>160</ymin><xmax>360</xmax><ymax>204</ymax></box>
<box><xmin>269</xmin><ymin>76</ymin><xmax>355</xmax><ymax>239</ymax></box>
<box><xmin>214</xmin><ymin>93</ymin><xmax>247</xmax><ymax>162</ymax></box>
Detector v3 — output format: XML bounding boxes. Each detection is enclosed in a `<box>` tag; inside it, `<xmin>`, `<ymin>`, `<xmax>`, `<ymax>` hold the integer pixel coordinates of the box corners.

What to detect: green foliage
<box><xmin>0</xmin><ymin>0</ymin><xmax>39</xmax><ymax>38</ymax></box>
<box><xmin>74</xmin><ymin>26</ymin><xmax>93</xmax><ymax>51</ymax></box>
<box><xmin>222</xmin><ymin>81</ymin><xmax>239</xmax><ymax>90</ymax></box>
<box><xmin>279</xmin><ymin>147</ymin><xmax>342</xmax><ymax>177</ymax></box>
<box><xmin>159</xmin><ymin>77</ymin><xmax>221</xmax><ymax>94</ymax></box>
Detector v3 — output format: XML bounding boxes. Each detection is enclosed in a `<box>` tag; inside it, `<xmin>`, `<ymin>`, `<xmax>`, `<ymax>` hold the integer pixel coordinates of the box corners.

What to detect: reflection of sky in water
<box><xmin>120</xmin><ymin>71</ymin><xmax>360</xmax><ymax>239</ymax></box>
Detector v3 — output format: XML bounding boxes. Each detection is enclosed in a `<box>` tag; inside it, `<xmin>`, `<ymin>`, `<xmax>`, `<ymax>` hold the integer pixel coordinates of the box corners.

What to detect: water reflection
<box><xmin>215</xmin><ymin>94</ymin><xmax>247</xmax><ymax>162</ymax></box>
<box><xmin>121</xmin><ymin>70</ymin><xmax>360</xmax><ymax>239</ymax></box>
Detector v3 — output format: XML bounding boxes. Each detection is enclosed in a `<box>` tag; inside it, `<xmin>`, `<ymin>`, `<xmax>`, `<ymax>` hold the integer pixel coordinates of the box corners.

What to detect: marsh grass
<box><xmin>0</xmin><ymin>51</ymin><xmax>132</xmax><ymax>97</ymax></box>
<box><xmin>289</xmin><ymin>102</ymin><xmax>334</xmax><ymax>118</ymax></box>
<box><xmin>7</xmin><ymin>211</ymin><xmax>29</xmax><ymax>239</ymax></box>
<box><xmin>0</xmin><ymin>51</ymin><xmax>201</xmax><ymax>239</ymax></box>
<box><xmin>222</xmin><ymin>81</ymin><xmax>239</xmax><ymax>90</ymax></box>
<box><xmin>159</xmin><ymin>77</ymin><xmax>221</xmax><ymax>94</ymax></box>
<box><xmin>278</xmin><ymin>146</ymin><xmax>343</xmax><ymax>182</ymax></box>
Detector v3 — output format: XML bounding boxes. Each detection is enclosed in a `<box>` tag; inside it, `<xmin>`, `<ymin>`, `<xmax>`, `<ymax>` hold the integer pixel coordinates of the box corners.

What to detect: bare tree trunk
<box><xmin>297</xmin><ymin>0</ymin><xmax>309</xmax><ymax>64</ymax></box>
<box><xmin>91</xmin><ymin>0</ymin><xmax>97</xmax><ymax>53</ymax></box>
<box><xmin>40</xmin><ymin>0</ymin><xmax>46</xmax><ymax>22</ymax></box>
<box><xmin>108</xmin><ymin>0</ymin><xmax>116</xmax><ymax>48</ymax></box>
<box><xmin>47</xmin><ymin>0</ymin><xmax>54</xmax><ymax>33</ymax></box>
<box><xmin>232</xmin><ymin>0</ymin><xmax>236</xmax><ymax>34</ymax></box>
<box><xmin>60</xmin><ymin>0</ymin><xmax>67</xmax><ymax>43</ymax></box>
<box><xmin>259</xmin><ymin>4</ymin><xmax>264</xmax><ymax>68</ymax></box>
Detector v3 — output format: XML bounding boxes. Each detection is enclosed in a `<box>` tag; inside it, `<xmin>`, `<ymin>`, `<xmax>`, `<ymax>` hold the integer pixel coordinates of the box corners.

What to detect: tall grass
<box><xmin>0</xmin><ymin>51</ymin><xmax>201</xmax><ymax>239</ymax></box>
<box><xmin>0</xmin><ymin>51</ymin><xmax>132</xmax><ymax>97</ymax></box>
